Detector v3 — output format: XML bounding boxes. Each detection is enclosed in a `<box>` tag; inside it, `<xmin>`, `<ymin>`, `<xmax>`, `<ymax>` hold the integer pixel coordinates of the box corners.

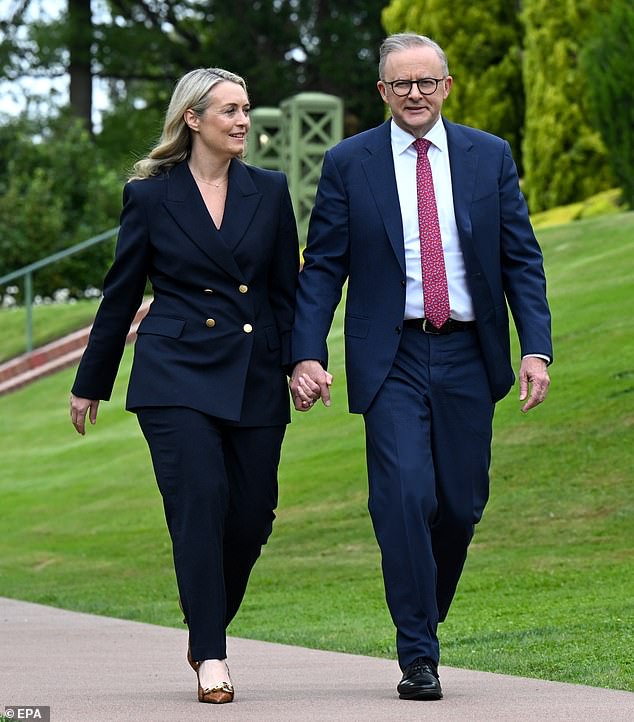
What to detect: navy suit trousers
<box><xmin>136</xmin><ymin>407</ymin><xmax>285</xmax><ymax>661</ymax></box>
<box><xmin>363</xmin><ymin>326</ymin><xmax>494</xmax><ymax>668</ymax></box>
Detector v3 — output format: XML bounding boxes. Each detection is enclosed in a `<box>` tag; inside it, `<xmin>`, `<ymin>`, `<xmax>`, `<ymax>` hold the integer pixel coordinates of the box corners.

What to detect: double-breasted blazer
<box><xmin>73</xmin><ymin>158</ymin><xmax>299</xmax><ymax>426</ymax></box>
<box><xmin>292</xmin><ymin>118</ymin><xmax>552</xmax><ymax>411</ymax></box>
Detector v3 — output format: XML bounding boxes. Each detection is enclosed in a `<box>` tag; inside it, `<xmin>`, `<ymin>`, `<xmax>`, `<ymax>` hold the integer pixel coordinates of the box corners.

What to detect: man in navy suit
<box><xmin>290</xmin><ymin>33</ymin><xmax>552</xmax><ymax>700</ymax></box>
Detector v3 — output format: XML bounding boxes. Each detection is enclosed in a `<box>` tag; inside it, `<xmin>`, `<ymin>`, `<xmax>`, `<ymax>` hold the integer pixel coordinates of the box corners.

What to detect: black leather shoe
<box><xmin>397</xmin><ymin>658</ymin><xmax>443</xmax><ymax>700</ymax></box>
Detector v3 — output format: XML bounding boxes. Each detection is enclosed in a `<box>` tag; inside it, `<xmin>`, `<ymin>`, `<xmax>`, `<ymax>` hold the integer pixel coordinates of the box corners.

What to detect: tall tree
<box><xmin>521</xmin><ymin>0</ymin><xmax>612</xmax><ymax>211</ymax></box>
<box><xmin>68</xmin><ymin>0</ymin><xmax>93</xmax><ymax>129</ymax></box>
<box><xmin>581</xmin><ymin>0</ymin><xmax>634</xmax><ymax>208</ymax></box>
<box><xmin>293</xmin><ymin>0</ymin><xmax>386</xmax><ymax>136</ymax></box>
<box><xmin>1</xmin><ymin>0</ymin><xmax>95</xmax><ymax>130</ymax></box>
<box><xmin>2</xmin><ymin>0</ymin><xmax>387</xmax><ymax>145</ymax></box>
<box><xmin>0</xmin><ymin>113</ymin><xmax>121</xmax><ymax>297</ymax></box>
<box><xmin>97</xmin><ymin>0</ymin><xmax>386</xmax><ymax>133</ymax></box>
<box><xmin>382</xmin><ymin>0</ymin><xmax>525</xmax><ymax>168</ymax></box>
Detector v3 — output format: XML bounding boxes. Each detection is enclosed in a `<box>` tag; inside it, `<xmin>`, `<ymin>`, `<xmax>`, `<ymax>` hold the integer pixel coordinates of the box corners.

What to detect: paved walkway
<box><xmin>1</xmin><ymin>597</ymin><xmax>632</xmax><ymax>722</ymax></box>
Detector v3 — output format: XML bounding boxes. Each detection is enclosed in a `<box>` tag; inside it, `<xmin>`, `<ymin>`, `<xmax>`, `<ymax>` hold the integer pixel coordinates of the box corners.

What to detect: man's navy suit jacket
<box><xmin>292</xmin><ymin>118</ymin><xmax>552</xmax><ymax>412</ymax></box>
<box><xmin>73</xmin><ymin>159</ymin><xmax>299</xmax><ymax>426</ymax></box>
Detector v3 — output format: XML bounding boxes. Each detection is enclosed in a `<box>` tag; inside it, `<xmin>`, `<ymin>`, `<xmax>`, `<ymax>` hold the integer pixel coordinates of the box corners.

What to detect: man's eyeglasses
<box><xmin>383</xmin><ymin>78</ymin><xmax>445</xmax><ymax>97</ymax></box>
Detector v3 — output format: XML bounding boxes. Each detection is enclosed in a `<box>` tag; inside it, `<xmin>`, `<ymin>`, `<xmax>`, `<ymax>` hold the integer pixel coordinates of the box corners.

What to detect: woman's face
<box><xmin>187</xmin><ymin>81</ymin><xmax>251</xmax><ymax>160</ymax></box>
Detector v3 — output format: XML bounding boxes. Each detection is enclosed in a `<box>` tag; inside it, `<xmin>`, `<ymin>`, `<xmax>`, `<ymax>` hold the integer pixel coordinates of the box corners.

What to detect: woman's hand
<box><xmin>70</xmin><ymin>393</ymin><xmax>100</xmax><ymax>435</ymax></box>
<box><xmin>290</xmin><ymin>361</ymin><xmax>332</xmax><ymax>412</ymax></box>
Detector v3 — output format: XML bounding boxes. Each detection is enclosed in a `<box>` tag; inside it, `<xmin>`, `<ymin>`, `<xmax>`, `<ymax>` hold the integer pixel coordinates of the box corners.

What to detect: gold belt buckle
<box><xmin>422</xmin><ymin>318</ymin><xmax>441</xmax><ymax>334</ymax></box>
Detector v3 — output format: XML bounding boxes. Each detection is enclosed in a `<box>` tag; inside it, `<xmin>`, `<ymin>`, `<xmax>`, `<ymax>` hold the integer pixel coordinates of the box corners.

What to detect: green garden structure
<box><xmin>246</xmin><ymin>107</ymin><xmax>283</xmax><ymax>171</ymax></box>
<box><xmin>247</xmin><ymin>92</ymin><xmax>343</xmax><ymax>245</ymax></box>
<box><xmin>280</xmin><ymin>92</ymin><xmax>344</xmax><ymax>244</ymax></box>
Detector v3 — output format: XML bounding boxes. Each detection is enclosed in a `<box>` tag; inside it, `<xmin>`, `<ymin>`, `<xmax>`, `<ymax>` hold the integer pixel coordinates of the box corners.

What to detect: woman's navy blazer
<box><xmin>72</xmin><ymin>158</ymin><xmax>299</xmax><ymax>426</ymax></box>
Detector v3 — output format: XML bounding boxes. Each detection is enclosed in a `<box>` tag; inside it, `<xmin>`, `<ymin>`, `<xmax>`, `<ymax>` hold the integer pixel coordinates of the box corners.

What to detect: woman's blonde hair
<box><xmin>129</xmin><ymin>67</ymin><xmax>248</xmax><ymax>181</ymax></box>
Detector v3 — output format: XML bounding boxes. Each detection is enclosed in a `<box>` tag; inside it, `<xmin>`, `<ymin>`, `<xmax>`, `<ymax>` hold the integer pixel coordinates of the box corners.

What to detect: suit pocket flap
<box><xmin>344</xmin><ymin>314</ymin><xmax>369</xmax><ymax>339</ymax></box>
<box><xmin>136</xmin><ymin>315</ymin><xmax>185</xmax><ymax>339</ymax></box>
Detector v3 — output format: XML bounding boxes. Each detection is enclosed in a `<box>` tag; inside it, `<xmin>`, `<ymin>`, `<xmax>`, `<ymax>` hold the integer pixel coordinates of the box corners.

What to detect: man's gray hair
<box><xmin>378</xmin><ymin>33</ymin><xmax>449</xmax><ymax>79</ymax></box>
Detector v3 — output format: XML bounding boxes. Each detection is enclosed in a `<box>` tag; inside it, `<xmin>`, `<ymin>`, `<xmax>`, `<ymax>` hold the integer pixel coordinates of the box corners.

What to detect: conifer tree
<box><xmin>581</xmin><ymin>0</ymin><xmax>634</xmax><ymax>208</ymax></box>
<box><xmin>521</xmin><ymin>0</ymin><xmax>612</xmax><ymax>211</ymax></box>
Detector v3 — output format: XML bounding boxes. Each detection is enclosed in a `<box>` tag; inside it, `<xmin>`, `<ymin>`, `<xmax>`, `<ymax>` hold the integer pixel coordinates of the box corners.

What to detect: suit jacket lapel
<box><xmin>162</xmin><ymin>160</ymin><xmax>245</xmax><ymax>280</ymax></box>
<box><xmin>220</xmin><ymin>159</ymin><xmax>263</xmax><ymax>252</ymax></box>
<box><xmin>361</xmin><ymin>121</ymin><xmax>406</xmax><ymax>274</ymax></box>
<box><xmin>444</xmin><ymin>118</ymin><xmax>478</xmax><ymax>250</ymax></box>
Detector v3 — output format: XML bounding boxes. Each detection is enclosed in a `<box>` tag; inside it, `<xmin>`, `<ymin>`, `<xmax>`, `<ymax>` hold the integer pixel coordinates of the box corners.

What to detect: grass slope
<box><xmin>1</xmin><ymin>212</ymin><xmax>633</xmax><ymax>690</ymax></box>
<box><xmin>1</xmin><ymin>299</ymin><xmax>100</xmax><ymax>363</ymax></box>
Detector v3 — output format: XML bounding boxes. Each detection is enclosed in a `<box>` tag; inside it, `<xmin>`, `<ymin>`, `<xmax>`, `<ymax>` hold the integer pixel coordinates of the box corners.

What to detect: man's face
<box><xmin>377</xmin><ymin>46</ymin><xmax>452</xmax><ymax>138</ymax></box>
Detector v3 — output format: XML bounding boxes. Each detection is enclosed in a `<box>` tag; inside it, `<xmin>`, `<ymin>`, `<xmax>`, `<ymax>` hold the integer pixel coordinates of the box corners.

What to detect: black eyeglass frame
<box><xmin>383</xmin><ymin>77</ymin><xmax>446</xmax><ymax>97</ymax></box>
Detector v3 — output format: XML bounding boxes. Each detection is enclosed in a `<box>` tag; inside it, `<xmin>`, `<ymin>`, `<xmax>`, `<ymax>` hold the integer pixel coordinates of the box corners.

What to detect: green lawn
<box><xmin>1</xmin><ymin>299</ymin><xmax>100</xmax><ymax>363</ymax></box>
<box><xmin>1</xmin><ymin>212</ymin><xmax>633</xmax><ymax>690</ymax></box>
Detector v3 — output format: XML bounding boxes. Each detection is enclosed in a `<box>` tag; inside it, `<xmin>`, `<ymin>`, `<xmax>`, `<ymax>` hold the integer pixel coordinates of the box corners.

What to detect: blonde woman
<box><xmin>70</xmin><ymin>68</ymin><xmax>299</xmax><ymax>704</ymax></box>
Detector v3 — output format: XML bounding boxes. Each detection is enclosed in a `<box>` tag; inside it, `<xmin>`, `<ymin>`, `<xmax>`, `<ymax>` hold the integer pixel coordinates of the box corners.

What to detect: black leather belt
<box><xmin>403</xmin><ymin>318</ymin><xmax>476</xmax><ymax>335</ymax></box>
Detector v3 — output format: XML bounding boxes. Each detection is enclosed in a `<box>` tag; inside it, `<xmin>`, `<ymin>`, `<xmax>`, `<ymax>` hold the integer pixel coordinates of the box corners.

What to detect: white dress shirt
<box><xmin>391</xmin><ymin>117</ymin><xmax>475</xmax><ymax>322</ymax></box>
<box><xmin>391</xmin><ymin>118</ymin><xmax>549</xmax><ymax>364</ymax></box>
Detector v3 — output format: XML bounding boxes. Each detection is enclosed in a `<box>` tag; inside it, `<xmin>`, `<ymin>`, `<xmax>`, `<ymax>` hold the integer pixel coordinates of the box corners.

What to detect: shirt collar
<box><xmin>390</xmin><ymin>116</ymin><xmax>447</xmax><ymax>155</ymax></box>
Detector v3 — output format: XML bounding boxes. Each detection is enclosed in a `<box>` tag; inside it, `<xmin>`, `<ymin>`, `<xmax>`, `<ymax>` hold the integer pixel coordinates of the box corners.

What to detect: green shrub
<box><xmin>0</xmin><ymin>113</ymin><xmax>121</xmax><ymax>299</ymax></box>
<box><xmin>581</xmin><ymin>0</ymin><xmax>634</xmax><ymax>208</ymax></box>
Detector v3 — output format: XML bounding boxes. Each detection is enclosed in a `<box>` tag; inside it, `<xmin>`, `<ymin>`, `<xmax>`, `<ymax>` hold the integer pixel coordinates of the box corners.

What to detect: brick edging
<box><xmin>0</xmin><ymin>301</ymin><xmax>150</xmax><ymax>397</ymax></box>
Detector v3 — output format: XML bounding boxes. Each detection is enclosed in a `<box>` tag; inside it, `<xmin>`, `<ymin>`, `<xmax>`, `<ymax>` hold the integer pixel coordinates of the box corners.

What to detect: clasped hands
<box><xmin>289</xmin><ymin>360</ymin><xmax>333</xmax><ymax>412</ymax></box>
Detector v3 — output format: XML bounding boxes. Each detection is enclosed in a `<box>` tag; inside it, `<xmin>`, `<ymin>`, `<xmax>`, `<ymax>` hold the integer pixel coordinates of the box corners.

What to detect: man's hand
<box><xmin>70</xmin><ymin>393</ymin><xmax>100</xmax><ymax>435</ymax></box>
<box><xmin>289</xmin><ymin>360</ymin><xmax>333</xmax><ymax>412</ymax></box>
<box><xmin>519</xmin><ymin>357</ymin><xmax>550</xmax><ymax>413</ymax></box>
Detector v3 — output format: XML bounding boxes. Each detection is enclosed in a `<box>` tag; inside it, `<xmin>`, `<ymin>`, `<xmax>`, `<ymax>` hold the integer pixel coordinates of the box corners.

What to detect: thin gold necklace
<box><xmin>191</xmin><ymin>173</ymin><xmax>227</xmax><ymax>188</ymax></box>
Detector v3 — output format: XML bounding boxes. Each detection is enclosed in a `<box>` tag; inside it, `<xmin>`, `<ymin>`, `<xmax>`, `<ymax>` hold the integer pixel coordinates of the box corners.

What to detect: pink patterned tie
<box><xmin>414</xmin><ymin>138</ymin><xmax>450</xmax><ymax>329</ymax></box>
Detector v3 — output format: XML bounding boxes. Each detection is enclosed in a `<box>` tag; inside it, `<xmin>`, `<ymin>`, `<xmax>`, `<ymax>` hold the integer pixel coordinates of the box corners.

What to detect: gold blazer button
<box><xmin>238</xmin><ymin>284</ymin><xmax>249</xmax><ymax>294</ymax></box>
<box><xmin>243</xmin><ymin>323</ymin><xmax>253</xmax><ymax>333</ymax></box>
<box><xmin>205</xmin><ymin>318</ymin><xmax>216</xmax><ymax>328</ymax></box>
